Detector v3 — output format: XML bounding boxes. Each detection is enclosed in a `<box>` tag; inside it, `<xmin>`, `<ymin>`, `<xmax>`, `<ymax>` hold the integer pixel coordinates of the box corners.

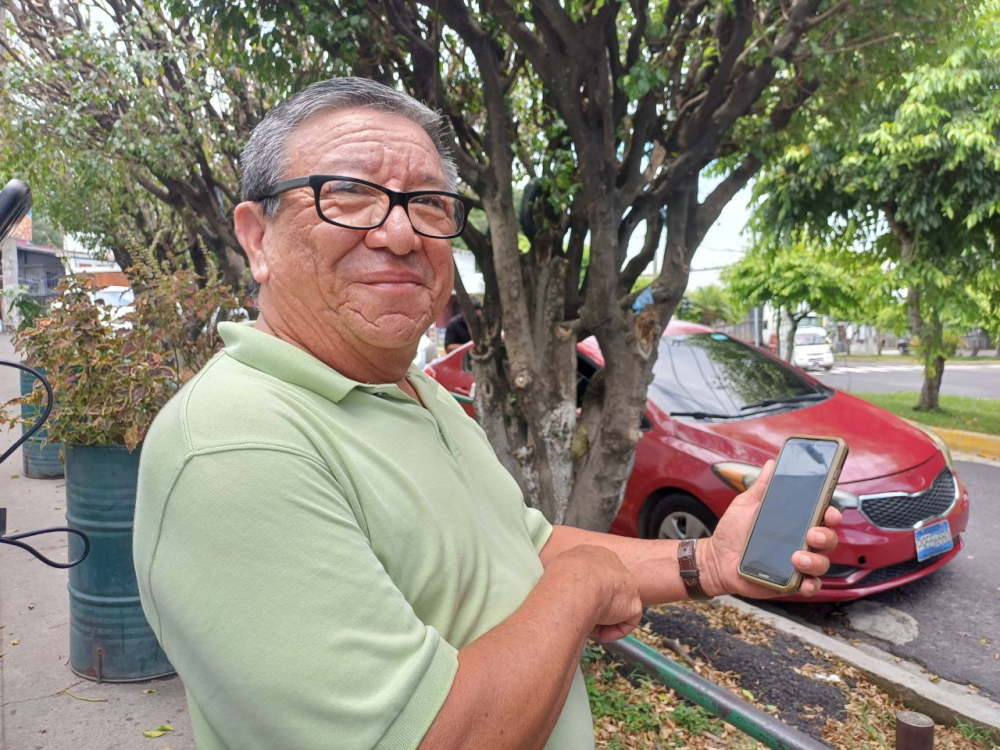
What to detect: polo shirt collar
<box><xmin>219</xmin><ymin>321</ymin><xmax>410</xmax><ymax>404</ymax></box>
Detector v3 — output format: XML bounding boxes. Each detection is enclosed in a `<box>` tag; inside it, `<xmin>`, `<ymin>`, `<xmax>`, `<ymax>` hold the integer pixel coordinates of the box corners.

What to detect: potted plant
<box><xmin>5</xmin><ymin>258</ymin><xmax>243</xmax><ymax>681</ymax></box>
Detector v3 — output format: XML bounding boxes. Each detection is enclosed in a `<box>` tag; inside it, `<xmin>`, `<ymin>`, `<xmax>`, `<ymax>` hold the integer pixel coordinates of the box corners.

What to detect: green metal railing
<box><xmin>606</xmin><ymin>636</ymin><xmax>831</xmax><ymax>750</ymax></box>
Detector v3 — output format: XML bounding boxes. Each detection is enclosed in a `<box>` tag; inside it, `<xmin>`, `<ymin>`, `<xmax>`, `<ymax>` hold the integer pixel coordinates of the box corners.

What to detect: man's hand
<box><xmin>700</xmin><ymin>460</ymin><xmax>842</xmax><ymax>599</ymax></box>
<box><xmin>549</xmin><ymin>545</ymin><xmax>644</xmax><ymax>642</ymax></box>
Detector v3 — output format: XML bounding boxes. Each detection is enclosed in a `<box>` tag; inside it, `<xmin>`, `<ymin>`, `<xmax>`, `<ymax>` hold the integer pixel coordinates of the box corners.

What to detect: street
<box><xmin>815</xmin><ymin>361</ymin><xmax>1000</xmax><ymax>399</ymax></box>
<box><xmin>767</xmin><ymin>459</ymin><xmax>1000</xmax><ymax>702</ymax></box>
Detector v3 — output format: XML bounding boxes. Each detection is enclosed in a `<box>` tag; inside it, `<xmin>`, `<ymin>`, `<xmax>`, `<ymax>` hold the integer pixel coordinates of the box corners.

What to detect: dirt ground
<box><xmin>583</xmin><ymin>600</ymin><xmax>997</xmax><ymax>749</ymax></box>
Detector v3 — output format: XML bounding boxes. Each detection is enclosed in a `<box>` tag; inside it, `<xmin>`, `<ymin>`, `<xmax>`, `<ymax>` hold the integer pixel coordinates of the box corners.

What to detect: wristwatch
<box><xmin>678</xmin><ymin>538</ymin><xmax>712</xmax><ymax>601</ymax></box>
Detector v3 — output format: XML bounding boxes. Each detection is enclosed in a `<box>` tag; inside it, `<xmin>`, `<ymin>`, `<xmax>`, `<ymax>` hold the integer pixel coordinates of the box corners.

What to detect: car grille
<box><xmin>824</xmin><ymin>564</ymin><xmax>858</xmax><ymax>578</ymax></box>
<box><xmin>860</xmin><ymin>554</ymin><xmax>946</xmax><ymax>587</ymax></box>
<box><xmin>859</xmin><ymin>468</ymin><xmax>957</xmax><ymax>530</ymax></box>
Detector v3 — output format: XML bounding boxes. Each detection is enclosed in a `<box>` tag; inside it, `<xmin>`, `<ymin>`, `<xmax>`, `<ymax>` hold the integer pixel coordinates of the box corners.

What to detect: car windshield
<box><xmin>795</xmin><ymin>333</ymin><xmax>827</xmax><ymax>346</ymax></box>
<box><xmin>649</xmin><ymin>333</ymin><xmax>829</xmax><ymax>418</ymax></box>
<box><xmin>91</xmin><ymin>289</ymin><xmax>134</xmax><ymax>307</ymax></box>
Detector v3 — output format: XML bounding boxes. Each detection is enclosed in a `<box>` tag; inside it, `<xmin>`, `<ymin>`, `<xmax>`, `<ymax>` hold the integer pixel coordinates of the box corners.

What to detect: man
<box><xmin>133</xmin><ymin>78</ymin><xmax>839</xmax><ymax>750</ymax></box>
<box><xmin>444</xmin><ymin>296</ymin><xmax>481</xmax><ymax>352</ymax></box>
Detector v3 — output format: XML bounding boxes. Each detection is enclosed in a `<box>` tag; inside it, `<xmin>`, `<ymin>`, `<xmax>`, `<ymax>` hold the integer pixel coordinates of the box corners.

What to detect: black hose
<box><xmin>0</xmin><ymin>360</ymin><xmax>90</xmax><ymax>568</ymax></box>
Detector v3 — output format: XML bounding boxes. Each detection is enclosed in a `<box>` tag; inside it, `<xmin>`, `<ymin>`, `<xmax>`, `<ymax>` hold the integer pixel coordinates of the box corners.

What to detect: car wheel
<box><xmin>646</xmin><ymin>493</ymin><xmax>717</xmax><ymax>540</ymax></box>
<box><xmin>823</xmin><ymin>364</ymin><xmax>833</xmax><ymax>371</ymax></box>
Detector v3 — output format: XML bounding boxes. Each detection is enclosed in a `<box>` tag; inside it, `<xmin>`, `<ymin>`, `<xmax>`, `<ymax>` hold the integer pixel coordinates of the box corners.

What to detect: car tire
<box><xmin>645</xmin><ymin>493</ymin><xmax>717</xmax><ymax>540</ymax></box>
<box><xmin>823</xmin><ymin>364</ymin><xmax>833</xmax><ymax>371</ymax></box>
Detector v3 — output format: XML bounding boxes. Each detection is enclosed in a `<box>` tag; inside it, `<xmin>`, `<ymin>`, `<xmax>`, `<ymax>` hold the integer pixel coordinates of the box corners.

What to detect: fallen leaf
<box><xmin>928</xmin><ymin>675</ymin><xmax>941</xmax><ymax>683</ymax></box>
<box><xmin>10</xmin><ymin>474</ymin><xmax>18</xmax><ymax>479</ymax></box>
<box><xmin>10</xmin><ymin>640</ymin><xmax>18</xmax><ymax>646</ymax></box>
<box><xmin>63</xmin><ymin>689</ymin><xmax>107</xmax><ymax>703</ymax></box>
<box><xmin>27</xmin><ymin>604</ymin><xmax>35</xmax><ymax>610</ymax></box>
<box><xmin>142</xmin><ymin>731</ymin><xmax>166</xmax><ymax>739</ymax></box>
<box><xmin>155</xmin><ymin>725</ymin><xmax>173</xmax><ymax>732</ymax></box>
<box><xmin>141</xmin><ymin>688</ymin><xmax>157</xmax><ymax>694</ymax></box>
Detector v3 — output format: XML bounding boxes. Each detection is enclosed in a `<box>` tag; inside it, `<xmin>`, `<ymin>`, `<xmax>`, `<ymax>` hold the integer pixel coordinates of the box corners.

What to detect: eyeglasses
<box><xmin>258</xmin><ymin>175</ymin><xmax>472</xmax><ymax>239</ymax></box>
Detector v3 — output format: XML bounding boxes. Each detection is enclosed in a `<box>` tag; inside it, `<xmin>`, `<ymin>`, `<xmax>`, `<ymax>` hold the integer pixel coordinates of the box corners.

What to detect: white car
<box><xmin>792</xmin><ymin>326</ymin><xmax>835</xmax><ymax>371</ymax></box>
<box><xmin>89</xmin><ymin>285</ymin><xmax>135</xmax><ymax>330</ymax></box>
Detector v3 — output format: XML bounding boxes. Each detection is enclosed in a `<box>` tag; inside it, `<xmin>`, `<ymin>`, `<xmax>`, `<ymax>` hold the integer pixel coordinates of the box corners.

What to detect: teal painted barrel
<box><xmin>65</xmin><ymin>443</ymin><xmax>174</xmax><ymax>682</ymax></box>
<box><xmin>19</xmin><ymin>367</ymin><xmax>63</xmax><ymax>478</ymax></box>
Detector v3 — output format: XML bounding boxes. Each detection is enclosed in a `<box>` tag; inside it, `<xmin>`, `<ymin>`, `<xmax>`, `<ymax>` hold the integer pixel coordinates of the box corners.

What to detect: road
<box><xmin>766</xmin><ymin>459</ymin><xmax>1000</xmax><ymax>702</ymax></box>
<box><xmin>814</xmin><ymin>361</ymin><xmax>1000</xmax><ymax>399</ymax></box>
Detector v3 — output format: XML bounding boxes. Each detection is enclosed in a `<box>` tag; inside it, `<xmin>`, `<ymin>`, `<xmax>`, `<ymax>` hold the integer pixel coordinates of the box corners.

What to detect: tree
<box><xmin>187</xmin><ymin>0</ymin><xmax>947</xmax><ymax>530</ymax></box>
<box><xmin>723</xmin><ymin>239</ymin><xmax>876</xmax><ymax>360</ymax></box>
<box><xmin>0</xmin><ymin>0</ymin><xmax>278</xmax><ymax>284</ymax></box>
<box><xmin>751</xmin><ymin>2</ymin><xmax>1000</xmax><ymax>409</ymax></box>
<box><xmin>4</xmin><ymin>0</ymin><xmax>950</xmax><ymax>529</ymax></box>
<box><xmin>681</xmin><ymin>284</ymin><xmax>740</xmax><ymax>327</ymax></box>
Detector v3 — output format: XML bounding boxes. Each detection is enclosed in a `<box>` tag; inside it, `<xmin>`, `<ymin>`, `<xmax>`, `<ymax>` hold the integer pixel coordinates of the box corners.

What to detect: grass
<box><xmin>839</xmin><ymin>354</ymin><xmax>1000</xmax><ymax>364</ymax></box>
<box><xmin>581</xmin><ymin>643</ymin><xmax>742</xmax><ymax>749</ymax></box>
<box><xmin>583</xmin><ymin>604</ymin><xmax>999</xmax><ymax>750</ymax></box>
<box><xmin>852</xmin><ymin>392</ymin><xmax>1000</xmax><ymax>436</ymax></box>
<box><xmin>957</xmin><ymin>720</ymin><xmax>999</xmax><ymax>747</ymax></box>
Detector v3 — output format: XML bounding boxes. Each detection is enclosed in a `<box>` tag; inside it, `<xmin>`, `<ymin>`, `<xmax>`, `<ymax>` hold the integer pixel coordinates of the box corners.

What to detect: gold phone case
<box><xmin>737</xmin><ymin>435</ymin><xmax>849</xmax><ymax>594</ymax></box>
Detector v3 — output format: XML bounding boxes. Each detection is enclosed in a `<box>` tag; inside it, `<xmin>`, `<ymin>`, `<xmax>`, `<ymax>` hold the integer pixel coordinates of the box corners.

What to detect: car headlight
<box><xmin>712</xmin><ymin>461</ymin><xmax>859</xmax><ymax>511</ymax></box>
<box><xmin>910</xmin><ymin>422</ymin><xmax>958</xmax><ymax>474</ymax></box>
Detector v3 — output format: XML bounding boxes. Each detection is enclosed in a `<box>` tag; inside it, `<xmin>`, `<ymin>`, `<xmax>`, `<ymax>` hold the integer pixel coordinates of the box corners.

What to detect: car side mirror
<box><xmin>640</xmin><ymin>411</ymin><xmax>653</xmax><ymax>432</ymax></box>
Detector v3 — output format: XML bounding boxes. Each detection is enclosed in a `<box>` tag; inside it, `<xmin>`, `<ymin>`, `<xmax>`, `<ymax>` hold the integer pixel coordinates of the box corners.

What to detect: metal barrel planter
<box><xmin>19</xmin><ymin>367</ymin><xmax>63</xmax><ymax>478</ymax></box>
<box><xmin>64</xmin><ymin>443</ymin><xmax>174</xmax><ymax>682</ymax></box>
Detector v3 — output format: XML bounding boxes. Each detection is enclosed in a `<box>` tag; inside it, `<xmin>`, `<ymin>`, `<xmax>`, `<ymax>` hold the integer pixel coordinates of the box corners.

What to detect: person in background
<box><xmin>444</xmin><ymin>295</ymin><xmax>481</xmax><ymax>352</ymax></box>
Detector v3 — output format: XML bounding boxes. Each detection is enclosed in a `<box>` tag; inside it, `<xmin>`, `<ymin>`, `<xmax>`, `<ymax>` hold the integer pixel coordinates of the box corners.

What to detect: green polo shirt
<box><xmin>133</xmin><ymin>322</ymin><xmax>594</xmax><ymax>750</ymax></box>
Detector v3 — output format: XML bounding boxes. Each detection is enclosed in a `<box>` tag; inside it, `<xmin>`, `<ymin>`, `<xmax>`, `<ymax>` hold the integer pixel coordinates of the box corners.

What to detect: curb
<box><xmin>929</xmin><ymin>425</ymin><xmax>1000</xmax><ymax>461</ymax></box>
<box><xmin>716</xmin><ymin>596</ymin><xmax>1000</xmax><ymax>741</ymax></box>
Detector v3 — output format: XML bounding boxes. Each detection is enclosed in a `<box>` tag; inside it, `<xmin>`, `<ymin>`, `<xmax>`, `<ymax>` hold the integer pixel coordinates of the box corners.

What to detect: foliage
<box><xmin>0</xmin><ymin>0</ymin><xmax>270</xmax><ymax>283</ymax></box>
<box><xmin>912</xmin><ymin>330</ymin><xmax>962</xmax><ymax>360</ymax></box>
<box><xmin>1</xmin><ymin>264</ymin><xmax>241</xmax><ymax>450</ymax></box>
<box><xmin>3</xmin><ymin>0</ymin><xmax>956</xmax><ymax>527</ymax></box>
<box><xmin>0</xmin><ymin>284</ymin><xmax>46</xmax><ymax>331</ymax></box>
<box><xmin>679</xmin><ymin>285</ymin><xmax>741</xmax><ymax>327</ymax></box>
<box><xmin>129</xmin><ymin>251</ymin><xmax>248</xmax><ymax>381</ymax></box>
<box><xmin>723</xmin><ymin>238</ymin><xmax>880</xmax><ymax>358</ymax></box>
<box><xmin>751</xmin><ymin>2</ymin><xmax>1000</xmax><ymax>407</ymax></box>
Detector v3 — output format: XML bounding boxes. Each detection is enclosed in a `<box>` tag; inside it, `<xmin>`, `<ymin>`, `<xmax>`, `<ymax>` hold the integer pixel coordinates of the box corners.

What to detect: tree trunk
<box><xmin>917</xmin><ymin>353</ymin><xmax>945</xmax><ymax>410</ymax></box>
<box><xmin>885</xmin><ymin>206</ymin><xmax>946</xmax><ymax>412</ymax></box>
<box><xmin>785</xmin><ymin>317</ymin><xmax>800</xmax><ymax>363</ymax></box>
<box><xmin>907</xmin><ymin>285</ymin><xmax>947</xmax><ymax>411</ymax></box>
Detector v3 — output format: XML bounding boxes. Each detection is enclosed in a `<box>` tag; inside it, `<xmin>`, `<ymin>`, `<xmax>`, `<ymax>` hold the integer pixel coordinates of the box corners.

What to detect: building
<box><xmin>0</xmin><ymin>216</ymin><xmax>125</xmax><ymax>330</ymax></box>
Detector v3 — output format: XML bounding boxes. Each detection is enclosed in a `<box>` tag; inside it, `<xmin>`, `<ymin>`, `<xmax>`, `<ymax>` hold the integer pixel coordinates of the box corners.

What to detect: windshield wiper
<box><xmin>739</xmin><ymin>392</ymin><xmax>828</xmax><ymax>411</ymax></box>
<box><xmin>669</xmin><ymin>410</ymin><xmax>742</xmax><ymax>420</ymax></box>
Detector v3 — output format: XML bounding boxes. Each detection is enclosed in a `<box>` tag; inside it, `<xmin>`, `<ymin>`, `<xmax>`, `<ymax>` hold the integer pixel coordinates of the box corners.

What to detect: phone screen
<box><xmin>740</xmin><ymin>438</ymin><xmax>840</xmax><ymax>586</ymax></box>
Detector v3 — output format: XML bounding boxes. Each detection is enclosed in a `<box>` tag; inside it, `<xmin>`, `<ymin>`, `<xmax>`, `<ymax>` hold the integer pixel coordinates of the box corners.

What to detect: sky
<box><xmin>687</xmin><ymin>184</ymin><xmax>754</xmax><ymax>289</ymax></box>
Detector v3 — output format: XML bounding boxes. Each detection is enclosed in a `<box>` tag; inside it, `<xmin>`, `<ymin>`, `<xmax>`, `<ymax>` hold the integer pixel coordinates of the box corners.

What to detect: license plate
<box><xmin>915</xmin><ymin>520</ymin><xmax>953</xmax><ymax>562</ymax></box>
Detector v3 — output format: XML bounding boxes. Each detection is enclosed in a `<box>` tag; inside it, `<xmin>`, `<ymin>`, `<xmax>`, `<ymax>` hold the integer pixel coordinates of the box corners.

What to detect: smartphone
<box><xmin>738</xmin><ymin>435</ymin><xmax>849</xmax><ymax>594</ymax></box>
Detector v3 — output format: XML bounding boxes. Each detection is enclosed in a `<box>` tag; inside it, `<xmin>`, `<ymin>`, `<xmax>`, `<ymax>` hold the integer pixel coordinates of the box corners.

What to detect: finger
<box><xmin>823</xmin><ymin>506</ymin><xmax>843</xmax><ymax>528</ymax></box>
<box><xmin>792</xmin><ymin>550</ymin><xmax>831</xmax><ymax>576</ymax></box>
<box><xmin>806</xmin><ymin>527</ymin><xmax>838</xmax><ymax>551</ymax></box>
<box><xmin>735</xmin><ymin>460</ymin><xmax>774</xmax><ymax>508</ymax></box>
<box><xmin>598</xmin><ymin>622</ymin><xmax>634</xmax><ymax>643</ymax></box>
<box><xmin>799</xmin><ymin>577</ymin><xmax>823</xmax><ymax>597</ymax></box>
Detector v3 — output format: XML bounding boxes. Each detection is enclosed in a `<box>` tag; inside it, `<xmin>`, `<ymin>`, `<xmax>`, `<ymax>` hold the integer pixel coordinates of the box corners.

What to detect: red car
<box><xmin>426</xmin><ymin>321</ymin><xmax>970</xmax><ymax>602</ymax></box>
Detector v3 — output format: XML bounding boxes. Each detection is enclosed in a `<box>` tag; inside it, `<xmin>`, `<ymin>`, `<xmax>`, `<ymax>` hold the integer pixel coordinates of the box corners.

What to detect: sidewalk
<box><xmin>0</xmin><ymin>333</ymin><xmax>194</xmax><ymax>750</ymax></box>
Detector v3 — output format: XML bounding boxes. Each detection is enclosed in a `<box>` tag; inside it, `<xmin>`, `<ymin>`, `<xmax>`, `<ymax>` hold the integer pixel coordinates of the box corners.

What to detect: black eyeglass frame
<box><xmin>258</xmin><ymin>174</ymin><xmax>473</xmax><ymax>239</ymax></box>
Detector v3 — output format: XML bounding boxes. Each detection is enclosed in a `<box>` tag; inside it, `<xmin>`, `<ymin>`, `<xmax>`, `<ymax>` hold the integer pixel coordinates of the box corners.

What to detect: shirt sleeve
<box><xmin>522</xmin><ymin>503</ymin><xmax>554</xmax><ymax>553</ymax></box>
<box><xmin>139</xmin><ymin>448</ymin><xmax>458</xmax><ymax>750</ymax></box>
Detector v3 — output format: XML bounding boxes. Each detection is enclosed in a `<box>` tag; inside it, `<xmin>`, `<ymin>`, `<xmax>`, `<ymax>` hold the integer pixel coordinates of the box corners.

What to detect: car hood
<box><xmin>676</xmin><ymin>391</ymin><xmax>938</xmax><ymax>483</ymax></box>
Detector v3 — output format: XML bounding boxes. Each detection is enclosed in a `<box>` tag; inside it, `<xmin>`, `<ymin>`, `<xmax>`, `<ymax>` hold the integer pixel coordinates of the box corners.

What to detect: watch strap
<box><xmin>678</xmin><ymin>538</ymin><xmax>712</xmax><ymax>601</ymax></box>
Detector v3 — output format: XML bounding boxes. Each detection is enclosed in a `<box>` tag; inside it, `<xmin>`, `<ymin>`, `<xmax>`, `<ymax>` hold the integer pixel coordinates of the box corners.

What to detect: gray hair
<box><xmin>240</xmin><ymin>77</ymin><xmax>459</xmax><ymax>216</ymax></box>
